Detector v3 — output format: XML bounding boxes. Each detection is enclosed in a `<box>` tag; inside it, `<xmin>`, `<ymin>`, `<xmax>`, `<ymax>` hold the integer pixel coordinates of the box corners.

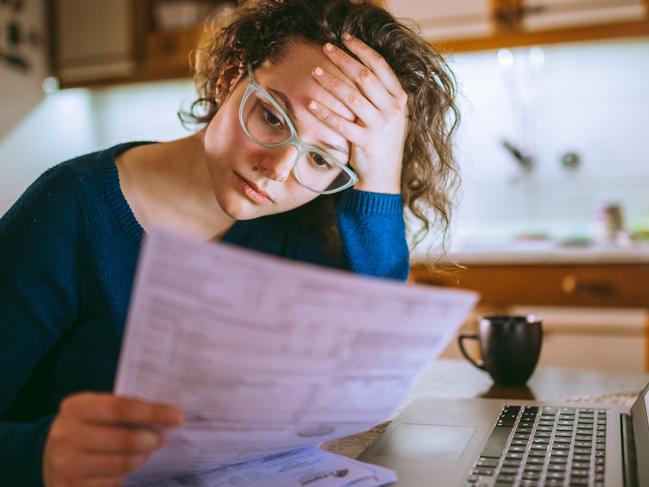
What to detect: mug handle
<box><xmin>457</xmin><ymin>333</ymin><xmax>485</xmax><ymax>371</ymax></box>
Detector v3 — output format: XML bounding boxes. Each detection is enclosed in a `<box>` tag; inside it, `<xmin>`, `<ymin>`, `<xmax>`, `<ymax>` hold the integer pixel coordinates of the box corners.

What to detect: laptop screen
<box><xmin>633</xmin><ymin>381</ymin><xmax>649</xmax><ymax>486</ymax></box>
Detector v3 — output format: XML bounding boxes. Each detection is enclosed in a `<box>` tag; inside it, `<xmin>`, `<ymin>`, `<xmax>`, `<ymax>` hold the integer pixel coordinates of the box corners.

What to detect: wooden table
<box><xmin>408</xmin><ymin>358</ymin><xmax>649</xmax><ymax>403</ymax></box>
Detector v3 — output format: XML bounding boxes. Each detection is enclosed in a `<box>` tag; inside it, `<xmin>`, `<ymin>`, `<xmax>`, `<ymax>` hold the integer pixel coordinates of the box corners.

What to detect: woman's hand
<box><xmin>308</xmin><ymin>34</ymin><xmax>408</xmax><ymax>194</ymax></box>
<box><xmin>43</xmin><ymin>392</ymin><xmax>184</xmax><ymax>487</ymax></box>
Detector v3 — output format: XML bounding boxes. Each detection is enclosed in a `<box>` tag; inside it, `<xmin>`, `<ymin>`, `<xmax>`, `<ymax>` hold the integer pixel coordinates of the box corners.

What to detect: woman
<box><xmin>0</xmin><ymin>0</ymin><xmax>459</xmax><ymax>485</ymax></box>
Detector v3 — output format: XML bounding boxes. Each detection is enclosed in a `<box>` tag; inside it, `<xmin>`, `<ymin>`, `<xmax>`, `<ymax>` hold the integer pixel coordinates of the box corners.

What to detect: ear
<box><xmin>214</xmin><ymin>60</ymin><xmax>246</xmax><ymax>102</ymax></box>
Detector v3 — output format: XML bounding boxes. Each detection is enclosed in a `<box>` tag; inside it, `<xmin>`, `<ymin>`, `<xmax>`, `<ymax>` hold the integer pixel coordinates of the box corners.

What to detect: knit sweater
<box><xmin>0</xmin><ymin>141</ymin><xmax>409</xmax><ymax>486</ymax></box>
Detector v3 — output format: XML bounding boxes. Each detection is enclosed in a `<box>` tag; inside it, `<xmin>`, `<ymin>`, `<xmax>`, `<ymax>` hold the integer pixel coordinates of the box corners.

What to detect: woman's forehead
<box><xmin>257</xmin><ymin>41</ymin><xmax>352</xmax><ymax>91</ymax></box>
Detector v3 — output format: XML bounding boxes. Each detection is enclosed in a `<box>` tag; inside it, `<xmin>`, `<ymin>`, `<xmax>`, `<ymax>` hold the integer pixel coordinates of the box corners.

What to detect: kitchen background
<box><xmin>1</xmin><ymin>0</ymin><xmax>648</xmax><ymax>373</ymax></box>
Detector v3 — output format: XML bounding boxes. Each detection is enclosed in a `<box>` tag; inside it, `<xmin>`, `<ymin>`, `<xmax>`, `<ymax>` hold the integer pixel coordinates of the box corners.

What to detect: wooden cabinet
<box><xmin>49</xmin><ymin>0</ymin><xmax>233</xmax><ymax>88</ymax></box>
<box><xmin>520</xmin><ymin>0</ymin><xmax>647</xmax><ymax>31</ymax></box>
<box><xmin>49</xmin><ymin>0</ymin><xmax>649</xmax><ymax>86</ymax></box>
<box><xmin>51</xmin><ymin>0</ymin><xmax>136</xmax><ymax>85</ymax></box>
<box><xmin>388</xmin><ymin>0</ymin><xmax>649</xmax><ymax>52</ymax></box>
<box><xmin>412</xmin><ymin>262</ymin><xmax>649</xmax><ymax>308</ymax></box>
<box><xmin>383</xmin><ymin>0</ymin><xmax>495</xmax><ymax>41</ymax></box>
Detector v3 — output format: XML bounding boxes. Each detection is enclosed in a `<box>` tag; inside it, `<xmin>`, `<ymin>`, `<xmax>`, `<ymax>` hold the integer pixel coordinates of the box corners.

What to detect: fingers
<box><xmin>312</xmin><ymin>64</ymin><xmax>378</xmax><ymax>127</ymax></box>
<box><xmin>341</xmin><ymin>34</ymin><xmax>406</xmax><ymax>100</ymax></box>
<box><xmin>307</xmin><ymin>100</ymin><xmax>363</xmax><ymax>146</ymax></box>
<box><xmin>60</xmin><ymin>392</ymin><xmax>184</xmax><ymax>427</ymax></box>
<box><xmin>45</xmin><ymin>393</ymin><xmax>182</xmax><ymax>487</ymax></box>
<box><xmin>80</xmin><ymin>452</ymin><xmax>151</xmax><ymax>479</ymax></box>
<box><xmin>322</xmin><ymin>41</ymin><xmax>394</xmax><ymax>111</ymax></box>
<box><xmin>312</xmin><ymin>85</ymin><xmax>356</xmax><ymax>122</ymax></box>
<box><xmin>79</xmin><ymin>424</ymin><xmax>165</xmax><ymax>454</ymax></box>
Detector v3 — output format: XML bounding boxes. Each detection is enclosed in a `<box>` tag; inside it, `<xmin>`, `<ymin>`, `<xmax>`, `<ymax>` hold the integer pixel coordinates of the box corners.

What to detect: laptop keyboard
<box><xmin>466</xmin><ymin>405</ymin><xmax>607</xmax><ymax>487</ymax></box>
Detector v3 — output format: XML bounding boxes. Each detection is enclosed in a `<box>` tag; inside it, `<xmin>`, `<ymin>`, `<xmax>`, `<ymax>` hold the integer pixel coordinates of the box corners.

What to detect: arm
<box><xmin>336</xmin><ymin>189</ymin><xmax>409</xmax><ymax>280</ymax></box>
<box><xmin>0</xmin><ymin>164</ymin><xmax>82</xmax><ymax>486</ymax></box>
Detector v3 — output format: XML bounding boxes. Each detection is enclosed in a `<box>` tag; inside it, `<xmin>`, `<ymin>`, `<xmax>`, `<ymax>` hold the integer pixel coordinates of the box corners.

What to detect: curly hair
<box><xmin>181</xmin><ymin>0</ymin><xmax>460</xmax><ymax>258</ymax></box>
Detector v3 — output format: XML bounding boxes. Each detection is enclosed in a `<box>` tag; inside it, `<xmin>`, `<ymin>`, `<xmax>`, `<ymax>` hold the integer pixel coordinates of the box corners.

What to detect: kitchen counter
<box><xmin>413</xmin><ymin>242</ymin><xmax>649</xmax><ymax>265</ymax></box>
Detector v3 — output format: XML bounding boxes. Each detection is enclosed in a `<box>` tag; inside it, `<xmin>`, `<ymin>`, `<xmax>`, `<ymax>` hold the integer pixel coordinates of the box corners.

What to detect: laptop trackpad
<box><xmin>374</xmin><ymin>423</ymin><xmax>476</xmax><ymax>462</ymax></box>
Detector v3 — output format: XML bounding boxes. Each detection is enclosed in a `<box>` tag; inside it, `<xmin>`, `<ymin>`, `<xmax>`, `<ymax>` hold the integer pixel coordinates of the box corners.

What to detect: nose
<box><xmin>254</xmin><ymin>145</ymin><xmax>297</xmax><ymax>183</ymax></box>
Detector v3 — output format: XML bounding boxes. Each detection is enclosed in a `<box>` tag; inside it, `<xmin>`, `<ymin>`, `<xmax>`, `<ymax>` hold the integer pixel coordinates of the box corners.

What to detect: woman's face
<box><xmin>202</xmin><ymin>40</ymin><xmax>355</xmax><ymax>220</ymax></box>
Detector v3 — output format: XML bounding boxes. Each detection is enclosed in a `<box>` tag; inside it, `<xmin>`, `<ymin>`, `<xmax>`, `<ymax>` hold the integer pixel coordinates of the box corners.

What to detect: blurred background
<box><xmin>1</xmin><ymin>0</ymin><xmax>648</xmax><ymax>372</ymax></box>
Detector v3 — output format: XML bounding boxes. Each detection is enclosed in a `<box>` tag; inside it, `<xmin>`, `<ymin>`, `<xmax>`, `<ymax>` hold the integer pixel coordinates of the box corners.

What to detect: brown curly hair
<box><xmin>181</xmin><ymin>0</ymin><xmax>460</xmax><ymax>258</ymax></box>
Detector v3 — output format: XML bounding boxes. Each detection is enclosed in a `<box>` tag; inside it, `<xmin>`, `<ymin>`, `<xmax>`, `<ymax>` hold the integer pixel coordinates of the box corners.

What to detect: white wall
<box><xmin>447</xmin><ymin>38</ymin><xmax>649</xmax><ymax>247</ymax></box>
<box><xmin>0</xmin><ymin>0</ymin><xmax>48</xmax><ymax>139</ymax></box>
<box><xmin>1</xmin><ymin>38</ymin><xmax>648</xmax><ymax>245</ymax></box>
<box><xmin>0</xmin><ymin>80</ymin><xmax>194</xmax><ymax>212</ymax></box>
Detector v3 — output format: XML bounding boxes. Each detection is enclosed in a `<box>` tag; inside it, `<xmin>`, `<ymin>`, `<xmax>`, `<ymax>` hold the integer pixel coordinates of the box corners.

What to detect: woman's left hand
<box><xmin>308</xmin><ymin>34</ymin><xmax>408</xmax><ymax>194</ymax></box>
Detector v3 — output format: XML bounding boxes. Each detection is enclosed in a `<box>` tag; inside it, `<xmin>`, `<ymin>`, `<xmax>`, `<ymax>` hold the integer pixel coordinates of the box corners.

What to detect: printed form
<box><xmin>115</xmin><ymin>229</ymin><xmax>478</xmax><ymax>485</ymax></box>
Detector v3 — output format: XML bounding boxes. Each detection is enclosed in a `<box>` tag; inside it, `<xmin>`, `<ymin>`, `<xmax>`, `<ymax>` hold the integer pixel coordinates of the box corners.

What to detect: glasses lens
<box><xmin>241</xmin><ymin>91</ymin><xmax>292</xmax><ymax>145</ymax></box>
<box><xmin>294</xmin><ymin>151</ymin><xmax>352</xmax><ymax>193</ymax></box>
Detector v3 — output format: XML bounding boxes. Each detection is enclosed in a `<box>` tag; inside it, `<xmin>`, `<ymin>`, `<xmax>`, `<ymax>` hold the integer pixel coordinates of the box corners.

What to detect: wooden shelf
<box><xmin>434</xmin><ymin>18</ymin><xmax>649</xmax><ymax>53</ymax></box>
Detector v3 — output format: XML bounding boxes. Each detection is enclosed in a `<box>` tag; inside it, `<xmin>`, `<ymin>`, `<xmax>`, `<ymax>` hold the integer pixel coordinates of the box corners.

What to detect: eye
<box><xmin>261</xmin><ymin>104</ymin><xmax>284</xmax><ymax>129</ymax></box>
<box><xmin>309</xmin><ymin>152</ymin><xmax>334</xmax><ymax>169</ymax></box>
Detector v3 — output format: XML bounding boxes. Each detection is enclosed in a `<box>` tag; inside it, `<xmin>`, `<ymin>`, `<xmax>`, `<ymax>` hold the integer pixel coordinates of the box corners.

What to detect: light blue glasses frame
<box><xmin>238</xmin><ymin>64</ymin><xmax>358</xmax><ymax>194</ymax></box>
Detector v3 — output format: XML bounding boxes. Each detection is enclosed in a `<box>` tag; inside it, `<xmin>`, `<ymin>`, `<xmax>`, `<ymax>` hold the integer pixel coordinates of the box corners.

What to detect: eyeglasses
<box><xmin>238</xmin><ymin>64</ymin><xmax>358</xmax><ymax>194</ymax></box>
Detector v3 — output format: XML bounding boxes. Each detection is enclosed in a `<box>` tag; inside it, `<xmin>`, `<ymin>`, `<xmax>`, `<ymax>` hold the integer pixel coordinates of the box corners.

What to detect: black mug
<box><xmin>458</xmin><ymin>315</ymin><xmax>543</xmax><ymax>386</ymax></box>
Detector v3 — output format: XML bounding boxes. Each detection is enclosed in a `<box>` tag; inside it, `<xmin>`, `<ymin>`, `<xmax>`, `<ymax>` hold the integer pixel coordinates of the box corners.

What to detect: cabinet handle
<box><xmin>561</xmin><ymin>275</ymin><xmax>578</xmax><ymax>295</ymax></box>
<box><xmin>494</xmin><ymin>3</ymin><xmax>546</xmax><ymax>27</ymax></box>
<box><xmin>561</xmin><ymin>275</ymin><xmax>617</xmax><ymax>298</ymax></box>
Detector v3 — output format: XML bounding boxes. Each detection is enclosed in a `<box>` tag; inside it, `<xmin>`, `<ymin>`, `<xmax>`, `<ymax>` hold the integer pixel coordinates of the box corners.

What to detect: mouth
<box><xmin>234</xmin><ymin>172</ymin><xmax>274</xmax><ymax>204</ymax></box>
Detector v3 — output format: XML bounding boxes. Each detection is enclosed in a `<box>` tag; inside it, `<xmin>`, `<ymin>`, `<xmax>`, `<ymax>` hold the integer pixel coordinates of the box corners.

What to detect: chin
<box><xmin>216</xmin><ymin>192</ymin><xmax>272</xmax><ymax>221</ymax></box>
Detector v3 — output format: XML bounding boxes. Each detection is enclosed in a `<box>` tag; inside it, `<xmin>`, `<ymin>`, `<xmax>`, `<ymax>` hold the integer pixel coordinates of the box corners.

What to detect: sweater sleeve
<box><xmin>0</xmin><ymin>164</ymin><xmax>83</xmax><ymax>486</ymax></box>
<box><xmin>335</xmin><ymin>190</ymin><xmax>409</xmax><ymax>280</ymax></box>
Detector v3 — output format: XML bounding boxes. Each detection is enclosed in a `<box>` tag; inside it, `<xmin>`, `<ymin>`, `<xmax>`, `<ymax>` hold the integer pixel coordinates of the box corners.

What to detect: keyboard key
<box><xmin>545</xmin><ymin>480</ymin><xmax>563</xmax><ymax>486</ymax></box>
<box><xmin>477</xmin><ymin>457</ymin><xmax>499</xmax><ymax>467</ymax></box>
<box><xmin>508</xmin><ymin>446</ymin><xmax>527</xmax><ymax>453</ymax></box>
<box><xmin>526</xmin><ymin>457</ymin><xmax>545</xmax><ymax>464</ymax></box>
<box><xmin>496</xmin><ymin>474</ymin><xmax>517</xmax><ymax>482</ymax></box>
<box><xmin>472</xmin><ymin>467</ymin><xmax>494</xmax><ymax>476</ymax></box>
<box><xmin>506</xmin><ymin>452</ymin><xmax>524</xmax><ymax>460</ymax></box>
<box><xmin>571</xmin><ymin>469</ymin><xmax>589</xmax><ymax>477</ymax></box>
<box><xmin>480</xmin><ymin>426</ymin><xmax>513</xmax><ymax>458</ymax></box>
<box><xmin>549</xmin><ymin>457</ymin><xmax>567</xmax><ymax>465</ymax></box>
<box><xmin>522</xmin><ymin>471</ymin><xmax>541</xmax><ymax>480</ymax></box>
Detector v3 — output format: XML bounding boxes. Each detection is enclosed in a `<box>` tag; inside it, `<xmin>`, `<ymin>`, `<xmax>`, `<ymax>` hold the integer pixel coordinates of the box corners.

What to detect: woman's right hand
<box><xmin>43</xmin><ymin>392</ymin><xmax>184</xmax><ymax>487</ymax></box>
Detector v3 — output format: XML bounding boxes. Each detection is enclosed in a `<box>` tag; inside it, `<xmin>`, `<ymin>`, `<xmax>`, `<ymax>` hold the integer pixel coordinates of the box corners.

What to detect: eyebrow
<box><xmin>265</xmin><ymin>86</ymin><xmax>350</xmax><ymax>157</ymax></box>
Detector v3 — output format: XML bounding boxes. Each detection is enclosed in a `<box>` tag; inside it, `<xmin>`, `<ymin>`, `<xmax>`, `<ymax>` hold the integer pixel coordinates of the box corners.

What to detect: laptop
<box><xmin>359</xmin><ymin>381</ymin><xmax>649</xmax><ymax>486</ymax></box>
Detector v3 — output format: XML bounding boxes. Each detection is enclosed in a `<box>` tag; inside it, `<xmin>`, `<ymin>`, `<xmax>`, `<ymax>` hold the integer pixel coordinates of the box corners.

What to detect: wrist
<box><xmin>353</xmin><ymin>174</ymin><xmax>401</xmax><ymax>194</ymax></box>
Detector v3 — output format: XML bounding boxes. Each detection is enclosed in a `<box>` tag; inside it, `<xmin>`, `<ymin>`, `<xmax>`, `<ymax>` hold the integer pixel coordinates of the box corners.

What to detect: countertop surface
<box><xmin>412</xmin><ymin>242</ymin><xmax>649</xmax><ymax>265</ymax></box>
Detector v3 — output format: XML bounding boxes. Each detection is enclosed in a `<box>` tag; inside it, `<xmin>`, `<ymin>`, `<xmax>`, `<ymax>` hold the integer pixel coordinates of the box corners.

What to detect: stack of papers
<box><xmin>115</xmin><ymin>229</ymin><xmax>478</xmax><ymax>486</ymax></box>
<box><xmin>134</xmin><ymin>446</ymin><xmax>396</xmax><ymax>487</ymax></box>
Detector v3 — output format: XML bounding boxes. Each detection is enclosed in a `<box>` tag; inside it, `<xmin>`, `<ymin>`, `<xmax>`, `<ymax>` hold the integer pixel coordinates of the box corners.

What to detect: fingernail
<box><xmin>324</xmin><ymin>43</ymin><xmax>336</xmax><ymax>53</ymax></box>
<box><xmin>308</xmin><ymin>100</ymin><xmax>319</xmax><ymax>111</ymax></box>
<box><xmin>342</xmin><ymin>33</ymin><xmax>352</xmax><ymax>41</ymax></box>
<box><xmin>313</xmin><ymin>66</ymin><xmax>324</xmax><ymax>77</ymax></box>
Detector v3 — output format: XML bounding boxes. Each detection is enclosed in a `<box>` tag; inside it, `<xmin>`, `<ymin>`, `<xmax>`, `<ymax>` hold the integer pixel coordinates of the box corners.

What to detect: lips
<box><xmin>234</xmin><ymin>172</ymin><xmax>273</xmax><ymax>204</ymax></box>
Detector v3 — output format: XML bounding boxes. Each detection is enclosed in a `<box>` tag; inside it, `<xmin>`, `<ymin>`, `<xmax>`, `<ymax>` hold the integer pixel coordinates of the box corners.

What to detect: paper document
<box><xmin>131</xmin><ymin>446</ymin><xmax>396</xmax><ymax>487</ymax></box>
<box><xmin>115</xmin><ymin>229</ymin><xmax>478</xmax><ymax>484</ymax></box>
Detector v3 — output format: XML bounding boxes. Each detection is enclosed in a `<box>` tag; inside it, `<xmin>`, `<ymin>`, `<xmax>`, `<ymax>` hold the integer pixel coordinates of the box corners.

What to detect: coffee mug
<box><xmin>458</xmin><ymin>315</ymin><xmax>543</xmax><ymax>386</ymax></box>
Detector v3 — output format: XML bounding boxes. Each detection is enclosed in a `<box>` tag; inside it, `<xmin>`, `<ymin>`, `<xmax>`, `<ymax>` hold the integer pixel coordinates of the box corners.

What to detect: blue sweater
<box><xmin>0</xmin><ymin>142</ymin><xmax>409</xmax><ymax>486</ymax></box>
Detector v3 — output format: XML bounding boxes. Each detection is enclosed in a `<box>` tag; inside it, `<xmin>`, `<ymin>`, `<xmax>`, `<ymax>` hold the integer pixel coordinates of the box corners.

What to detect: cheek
<box><xmin>275</xmin><ymin>184</ymin><xmax>320</xmax><ymax>212</ymax></box>
<box><xmin>204</xmin><ymin>114</ymin><xmax>263</xmax><ymax>170</ymax></box>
